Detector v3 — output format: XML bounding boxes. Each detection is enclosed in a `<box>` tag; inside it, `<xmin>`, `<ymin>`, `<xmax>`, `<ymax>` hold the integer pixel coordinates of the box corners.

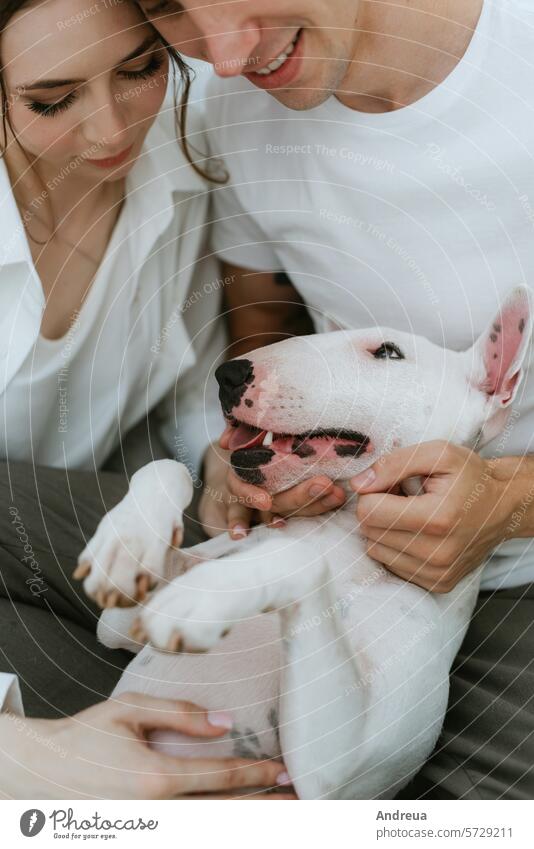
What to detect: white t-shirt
<box><xmin>0</xmin><ymin>106</ymin><xmax>225</xmax><ymax>474</ymax></box>
<box><xmin>205</xmin><ymin>0</ymin><xmax>534</xmax><ymax>591</ymax></box>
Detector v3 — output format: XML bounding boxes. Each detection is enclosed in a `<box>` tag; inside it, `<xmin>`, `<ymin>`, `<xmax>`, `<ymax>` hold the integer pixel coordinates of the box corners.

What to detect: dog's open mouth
<box><xmin>220</xmin><ymin>417</ymin><xmax>371</xmax><ymax>459</ymax></box>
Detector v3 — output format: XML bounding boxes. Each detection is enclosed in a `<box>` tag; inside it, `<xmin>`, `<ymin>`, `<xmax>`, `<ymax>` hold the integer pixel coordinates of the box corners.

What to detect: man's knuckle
<box><xmin>427</xmin><ymin>513</ymin><xmax>450</xmax><ymax>535</ymax></box>
<box><xmin>430</xmin><ymin>549</ymin><xmax>452</xmax><ymax>569</ymax></box>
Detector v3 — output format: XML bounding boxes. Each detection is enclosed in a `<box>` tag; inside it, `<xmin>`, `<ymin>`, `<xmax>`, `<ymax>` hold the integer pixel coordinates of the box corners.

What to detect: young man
<box><xmin>141</xmin><ymin>1</ymin><xmax>534</xmax><ymax>798</ymax></box>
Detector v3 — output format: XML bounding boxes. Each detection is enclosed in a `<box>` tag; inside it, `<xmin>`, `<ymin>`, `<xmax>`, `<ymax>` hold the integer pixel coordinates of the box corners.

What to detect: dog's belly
<box><xmin>112</xmin><ymin>613</ymin><xmax>283</xmax><ymax>760</ymax></box>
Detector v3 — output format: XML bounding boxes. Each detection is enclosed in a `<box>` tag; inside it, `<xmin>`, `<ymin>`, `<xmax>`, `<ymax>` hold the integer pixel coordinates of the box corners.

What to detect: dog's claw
<box><xmin>135</xmin><ymin>574</ymin><xmax>151</xmax><ymax>601</ymax></box>
<box><xmin>172</xmin><ymin>527</ymin><xmax>183</xmax><ymax>549</ymax></box>
<box><xmin>166</xmin><ymin>633</ymin><xmax>183</xmax><ymax>653</ymax></box>
<box><xmin>73</xmin><ymin>562</ymin><xmax>91</xmax><ymax>580</ymax></box>
<box><xmin>130</xmin><ymin>618</ymin><xmax>149</xmax><ymax>644</ymax></box>
<box><xmin>116</xmin><ymin>594</ymin><xmax>136</xmax><ymax>609</ymax></box>
<box><xmin>104</xmin><ymin>590</ymin><xmax>120</xmax><ymax>608</ymax></box>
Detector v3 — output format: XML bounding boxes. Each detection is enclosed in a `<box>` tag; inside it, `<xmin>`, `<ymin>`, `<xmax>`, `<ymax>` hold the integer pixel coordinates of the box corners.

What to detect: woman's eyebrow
<box><xmin>19</xmin><ymin>34</ymin><xmax>161</xmax><ymax>92</ymax></box>
<box><xmin>143</xmin><ymin>2</ymin><xmax>184</xmax><ymax>13</ymax></box>
<box><xmin>116</xmin><ymin>32</ymin><xmax>160</xmax><ymax>66</ymax></box>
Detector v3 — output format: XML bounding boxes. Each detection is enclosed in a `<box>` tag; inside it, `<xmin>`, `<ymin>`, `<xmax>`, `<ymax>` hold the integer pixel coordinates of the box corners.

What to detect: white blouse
<box><xmin>0</xmin><ymin>105</ymin><xmax>225</xmax><ymax>473</ymax></box>
<box><xmin>0</xmin><ymin>106</ymin><xmax>227</xmax><ymax>717</ymax></box>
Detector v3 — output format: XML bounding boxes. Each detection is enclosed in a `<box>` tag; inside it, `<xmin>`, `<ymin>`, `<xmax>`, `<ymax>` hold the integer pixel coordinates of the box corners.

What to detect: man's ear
<box><xmin>468</xmin><ymin>286</ymin><xmax>532</xmax><ymax>443</ymax></box>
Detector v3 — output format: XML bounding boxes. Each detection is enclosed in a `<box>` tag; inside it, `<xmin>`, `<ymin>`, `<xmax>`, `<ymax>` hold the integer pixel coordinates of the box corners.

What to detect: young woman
<box><xmin>0</xmin><ymin>0</ymin><xmax>290</xmax><ymax>798</ymax></box>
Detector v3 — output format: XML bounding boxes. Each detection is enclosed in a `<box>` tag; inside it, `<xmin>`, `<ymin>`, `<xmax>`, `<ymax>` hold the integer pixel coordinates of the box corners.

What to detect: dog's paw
<box><xmin>75</xmin><ymin>501</ymin><xmax>184</xmax><ymax>609</ymax></box>
<box><xmin>133</xmin><ymin>563</ymin><xmax>249</xmax><ymax>653</ymax></box>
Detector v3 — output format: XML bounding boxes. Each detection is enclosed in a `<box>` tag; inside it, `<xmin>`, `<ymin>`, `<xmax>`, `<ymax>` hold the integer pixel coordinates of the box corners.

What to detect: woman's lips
<box><xmin>85</xmin><ymin>144</ymin><xmax>134</xmax><ymax>169</ymax></box>
<box><xmin>244</xmin><ymin>29</ymin><xmax>304</xmax><ymax>91</ymax></box>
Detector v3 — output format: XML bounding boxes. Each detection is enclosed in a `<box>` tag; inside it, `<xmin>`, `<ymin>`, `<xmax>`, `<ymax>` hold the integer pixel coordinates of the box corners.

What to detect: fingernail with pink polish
<box><xmin>276</xmin><ymin>771</ymin><xmax>291</xmax><ymax>786</ymax></box>
<box><xmin>208</xmin><ymin>711</ymin><xmax>234</xmax><ymax>730</ymax></box>
<box><xmin>309</xmin><ymin>484</ymin><xmax>328</xmax><ymax>498</ymax></box>
<box><xmin>232</xmin><ymin>525</ymin><xmax>247</xmax><ymax>538</ymax></box>
<box><xmin>323</xmin><ymin>493</ymin><xmax>343</xmax><ymax>508</ymax></box>
<box><xmin>351</xmin><ymin>468</ymin><xmax>376</xmax><ymax>490</ymax></box>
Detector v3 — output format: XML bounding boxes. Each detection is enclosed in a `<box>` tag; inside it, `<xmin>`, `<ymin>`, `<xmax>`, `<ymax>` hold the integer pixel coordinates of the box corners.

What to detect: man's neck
<box><xmin>337</xmin><ymin>0</ymin><xmax>484</xmax><ymax>113</ymax></box>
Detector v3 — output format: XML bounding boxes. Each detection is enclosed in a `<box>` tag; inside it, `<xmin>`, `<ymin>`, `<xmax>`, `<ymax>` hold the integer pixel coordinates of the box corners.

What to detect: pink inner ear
<box><xmin>482</xmin><ymin>304</ymin><xmax>526</xmax><ymax>399</ymax></box>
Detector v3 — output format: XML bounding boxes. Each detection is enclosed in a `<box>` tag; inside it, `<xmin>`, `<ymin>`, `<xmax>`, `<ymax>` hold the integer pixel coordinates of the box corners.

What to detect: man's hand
<box><xmin>351</xmin><ymin>441</ymin><xmax>517</xmax><ymax>593</ymax></box>
<box><xmin>0</xmin><ymin>694</ymin><xmax>291</xmax><ymax>799</ymax></box>
<box><xmin>200</xmin><ymin>443</ymin><xmax>346</xmax><ymax>539</ymax></box>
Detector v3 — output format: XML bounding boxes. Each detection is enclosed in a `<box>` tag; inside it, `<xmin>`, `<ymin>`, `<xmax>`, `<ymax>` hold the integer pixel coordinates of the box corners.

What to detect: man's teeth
<box><xmin>262</xmin><ymin>431</ymin><xmax>274</xmax><ymax>446</ymax></box>
<box><xmin>256</xmin><ymin>35</ymin><xmax>297</xmax><ymax>76</ymax></box>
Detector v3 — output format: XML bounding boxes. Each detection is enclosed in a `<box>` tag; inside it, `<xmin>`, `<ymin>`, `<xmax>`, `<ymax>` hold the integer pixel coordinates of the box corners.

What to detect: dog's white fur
<box><xmin>78</xmin><ymin>287</ymin><xmax>531</xmax><ymax>799</ymax></box>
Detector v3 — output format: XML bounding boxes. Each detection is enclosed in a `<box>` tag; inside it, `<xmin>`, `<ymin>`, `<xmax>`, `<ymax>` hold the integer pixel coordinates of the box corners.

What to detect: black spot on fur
<box><xmin>493</xmin><ymin>353</ymin><xmax>498</xmax><ymax>359</ymax></box>
<box><xmin>274</xmin><ymin>272</ymin><xmax>292</xmax><ymax>287</ymax></box>
<box><xmin>490</xmin><ymin>332</ymin><xmax>498</xmax><ymax>343</ymax></box>
<box><xmin>215</xmin><ymin>359</ymin><xmax>254</xmax><ymax>414</ymax></box>
<box><xmin>335</xmin><ymin>443</ymin><xmax>369</xmax><ymax>458</ymax></box>
<box><xmin>245</xmin><ymin>398</ymin><xmax>253</xmax><ymax>408</ymax></box>
<box><xmin>231</xmin><ymin>448</ymin><xmax>274</xmax><ymax>485</ymax></box>
<box><xmin>519</xmin><ymin>318</ymin><xmax>526</xmax><ymax>334</ymax></box>
<box><xmin>291</xmin><ymin>440</ymin><xmax>316</xmax><ymax>459</ymax></box>
<box><xmin>493</xmin><ymin>322</ymin><xmax>502</xmax><ymax>333</ymax></box>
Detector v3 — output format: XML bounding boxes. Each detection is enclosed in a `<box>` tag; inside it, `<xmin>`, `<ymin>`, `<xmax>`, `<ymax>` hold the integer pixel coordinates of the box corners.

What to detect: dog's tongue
<box><xmin>220</xmin><ymin>422</ymin><xmax>267</xmax><ymax>451</ymax></box>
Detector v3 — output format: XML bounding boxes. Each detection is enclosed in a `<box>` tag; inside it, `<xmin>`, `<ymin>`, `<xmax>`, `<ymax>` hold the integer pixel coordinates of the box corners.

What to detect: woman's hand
<box><xmin>0</xmin><ymin>693</ymin><xmax>291</xmax><ymax>799</ymax></box>
<box><xmin>200</xmin><ymin>443</ymin><xmax>346</xmax><ymax>539</ymax></box>
<box><xmin>351</xmin><ymin>441</ymin><xmax>517</xmax><ymax>593</ymax></box>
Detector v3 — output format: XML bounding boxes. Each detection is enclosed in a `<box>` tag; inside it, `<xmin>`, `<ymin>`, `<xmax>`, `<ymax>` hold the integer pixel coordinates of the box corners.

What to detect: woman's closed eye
<box><xmin>141</xmin><ymin>1</ymin><xmax>183</xmax><ymax>16</ymax></box>
<box><xmin>26</xmin><ymin>50</ymin><xmax>166</xmax><ymax>118</ymax></box>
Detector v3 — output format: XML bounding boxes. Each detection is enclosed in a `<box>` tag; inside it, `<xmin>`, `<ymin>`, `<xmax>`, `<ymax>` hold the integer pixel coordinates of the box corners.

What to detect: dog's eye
<box><xmin>372</xmin><ymin>342</ymin><xmax>405</xmax><ymax>360</ymax></box>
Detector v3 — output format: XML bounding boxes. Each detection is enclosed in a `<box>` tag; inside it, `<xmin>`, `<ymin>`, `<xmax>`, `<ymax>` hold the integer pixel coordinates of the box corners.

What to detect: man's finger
<box><xmin>227</xmin><ymin>470</ymin><xmax>272</xmax><ymax>511</ymax></box>
<box><xmin>364</xmin><ymin>526</ymin><xmax>446</xmax><ymax>559</ymax></box>
<box><xmin>200</xmin><ymin>495</ymin><xmax>231</xmax><ymax>538</ymax></box>
<box><xmin>357</xmin><ymin>492</ymin><xmax>442</xmax><ymax>532</ymax></box>
<box><xmin>366</xmin><ymin>541</ymin><xmax>426</xmax><ymax>582</ymax></box>
<box><xmin>227</xmin><ymin>499</ymin><xmax>253</xmax><ymax>539</ymax></box>
<box><xmin>351</xmin><ymin>441</ymin><xmax>461</xmax><ymax>494</ymax></box>
<box><xmin>271</xmin><ymin>477</ymin><xmax>346</xmax><ymax>517</ymax></box>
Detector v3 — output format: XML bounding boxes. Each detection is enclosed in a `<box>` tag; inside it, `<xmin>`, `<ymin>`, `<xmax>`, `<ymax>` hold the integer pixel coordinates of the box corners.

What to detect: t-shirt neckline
<box><xmin>318</xmin><ymin>0</ymin><xmax>492</xmax><ymax>130</ymax></box>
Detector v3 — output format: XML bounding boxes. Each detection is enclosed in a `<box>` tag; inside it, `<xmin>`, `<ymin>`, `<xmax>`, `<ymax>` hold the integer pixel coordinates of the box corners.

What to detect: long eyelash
<box><xmin>25</xmin><ymin>52</ymin><xmax>164</xmax><ymax>119</ymax></box>
<box><xmin>27</xmin><ymin>91</ymin><xmax>77</xmax><ymax>118</ymax></box>
<box><xmin>120</xmin><ymin>53</ymin><xmax>165</xmax><ymax>81</ymax></box>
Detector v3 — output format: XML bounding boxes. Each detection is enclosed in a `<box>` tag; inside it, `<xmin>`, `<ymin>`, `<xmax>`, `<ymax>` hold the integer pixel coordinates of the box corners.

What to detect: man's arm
<box><xmin>223</xmin><ymin>263</ymin><xmax>314</xmax><ymax>358</ymax></box>
<box><xmin>199</xmin><ymin>263</ymin><xmax>346</xmax><ymax>539</ymax></box>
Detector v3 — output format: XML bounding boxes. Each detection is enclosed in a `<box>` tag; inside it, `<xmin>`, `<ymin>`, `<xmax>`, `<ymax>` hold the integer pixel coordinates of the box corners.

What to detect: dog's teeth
<box><xmin>263</xmin><ymin>431</ymin><xmax>274</xmax><ymax>446</ymax></box>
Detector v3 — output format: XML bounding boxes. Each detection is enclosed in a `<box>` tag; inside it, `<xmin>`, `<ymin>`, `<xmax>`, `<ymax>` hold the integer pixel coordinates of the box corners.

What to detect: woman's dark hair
<box><xmin>163</xmin><ymin>40</ymin><xmax>225</xmax><ymax>183</ymax></box>
<box><xmin>0</xmin><ymin>0</ymin><xmax>223</xmax><ymax>184</ymax></box>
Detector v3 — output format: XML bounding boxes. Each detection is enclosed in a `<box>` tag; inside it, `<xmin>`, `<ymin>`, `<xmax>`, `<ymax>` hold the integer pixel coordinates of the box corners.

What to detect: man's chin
<box><xmin>263</xmin><ymin>87</ymin><xmax>333</xmax><ymax>111</ymax></box>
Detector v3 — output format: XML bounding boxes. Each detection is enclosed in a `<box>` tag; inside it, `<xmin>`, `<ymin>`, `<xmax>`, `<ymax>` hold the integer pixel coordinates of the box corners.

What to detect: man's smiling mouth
<box><xmin>252</xmin><ymin>31</ymin><xmax>301</xmax><ymax>76</ymax></box>
<box><xmin>244</xmin><ymin>29</ymin><xmax>304</xmax><ymax>88</ymax></box>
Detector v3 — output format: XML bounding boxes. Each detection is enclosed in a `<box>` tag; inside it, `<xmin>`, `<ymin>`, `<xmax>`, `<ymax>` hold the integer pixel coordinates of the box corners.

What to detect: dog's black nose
<box><xmin>215</xmin><ymin>359</ymin><xmax>254</xmax><ymax>414</ymax></box>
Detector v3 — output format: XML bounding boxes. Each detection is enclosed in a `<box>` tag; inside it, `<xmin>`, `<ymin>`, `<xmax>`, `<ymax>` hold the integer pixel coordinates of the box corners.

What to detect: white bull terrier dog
<box><xmin>76</xmin><ymin>287</ymin><xmax>531</xmax><ymax>799</ymax></box>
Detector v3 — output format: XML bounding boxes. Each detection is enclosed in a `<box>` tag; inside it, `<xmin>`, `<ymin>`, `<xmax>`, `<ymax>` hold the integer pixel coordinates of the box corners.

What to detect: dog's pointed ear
<box><xmin>468</xmin><ymin>286</ymin><xmax>532</xmax><ymax>443</ymax></box>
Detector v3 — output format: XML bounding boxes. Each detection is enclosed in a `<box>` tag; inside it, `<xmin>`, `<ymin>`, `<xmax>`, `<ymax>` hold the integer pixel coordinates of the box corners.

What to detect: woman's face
<box><xmin>2</xmin><ymin>0</ymin><xmax>169</xmax><ymax>182</ymax></box>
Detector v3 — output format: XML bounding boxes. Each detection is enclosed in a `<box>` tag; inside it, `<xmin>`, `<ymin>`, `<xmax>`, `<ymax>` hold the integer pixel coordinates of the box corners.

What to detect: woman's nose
<box><xmin>81</xmin><ymin>94</ymin><xmax>129</xmax><ymax>152</ymax></box>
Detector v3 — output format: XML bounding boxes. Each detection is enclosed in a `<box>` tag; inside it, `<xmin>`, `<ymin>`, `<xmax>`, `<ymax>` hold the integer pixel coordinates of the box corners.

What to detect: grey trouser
<box><xmin>0</xmin><ymin>440</ymin><xmax>533</xmax><ymax>798</ymax></box>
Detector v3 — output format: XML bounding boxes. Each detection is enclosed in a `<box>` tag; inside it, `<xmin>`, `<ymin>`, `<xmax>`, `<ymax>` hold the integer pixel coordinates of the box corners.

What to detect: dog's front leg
<box><xmin>134</xmin><ymin>533</ymin><xmax>329</xmax><ymax>652</ymax></box>
<box><xmin>75</xmin><ymin>460</ymin><xmax>193</xmax><ymax>607</ymax></box>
